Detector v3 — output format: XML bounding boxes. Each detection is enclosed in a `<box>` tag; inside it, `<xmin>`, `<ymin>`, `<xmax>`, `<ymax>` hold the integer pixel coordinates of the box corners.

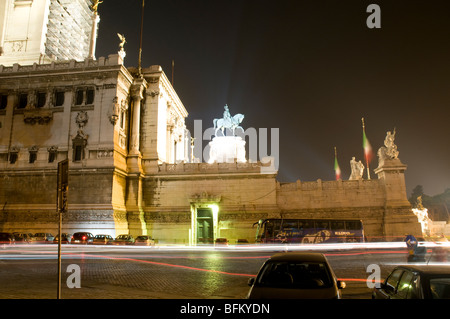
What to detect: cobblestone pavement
<box><xmin>0</xmin><ymin>244</ymin><xmax>404</xmax><ymax>299</ymax></box>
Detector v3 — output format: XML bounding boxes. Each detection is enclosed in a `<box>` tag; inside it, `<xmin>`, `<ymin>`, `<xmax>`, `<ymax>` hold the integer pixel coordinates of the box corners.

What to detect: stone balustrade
<box><xmin>157</xmin><ymin>161</ymin><xmax>269</xmax><ymax>175</ymax></box>
<box><xmin>0</xmin><ymin>54</ymin><xmax>123</xmax><ymax>74</ymax></box>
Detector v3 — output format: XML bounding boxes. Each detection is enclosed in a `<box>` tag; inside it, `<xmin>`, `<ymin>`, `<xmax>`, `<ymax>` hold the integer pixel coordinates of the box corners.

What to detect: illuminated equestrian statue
<box><xmin>213</xmin><ymin>105</ymin><xmax>244</xmax><ymax>136</ymax></box>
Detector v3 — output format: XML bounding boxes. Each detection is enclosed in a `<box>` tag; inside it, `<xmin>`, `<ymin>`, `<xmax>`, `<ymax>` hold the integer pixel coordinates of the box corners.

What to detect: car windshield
<box><xmin>95</xmin><ymin>235</ymin><xmax>106</xmax><ymax>239</ymax></box>
<box><xmin>257</xmin><ymin>261</ymin><xmax>333</xmax><ymax>289</ymax></box>
<box><xmin>136</xmin><ymin>236</ymin><xmax>148</xmax><ymax>240</ymax></box>
<box><xmin>430</xmin><ymin>278</ymin><xmax>450</xmax><ymax>299</ymax></box>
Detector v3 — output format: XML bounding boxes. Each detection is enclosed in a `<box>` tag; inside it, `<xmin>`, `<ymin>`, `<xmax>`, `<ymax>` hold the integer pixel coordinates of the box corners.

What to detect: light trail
<box><xmin>1</xmin><ymin>242</ymin><xmax>448</xmax><ymax>283</ymax></box>
<box><xmin>3</xmin><ymin>240</ymin><xmax>448</xmax><ymax>251</ymax></box>
<box><xmin>0</xmin><ymin>251</ymin><xmax>391</xmax><ymax>282</ymax></box>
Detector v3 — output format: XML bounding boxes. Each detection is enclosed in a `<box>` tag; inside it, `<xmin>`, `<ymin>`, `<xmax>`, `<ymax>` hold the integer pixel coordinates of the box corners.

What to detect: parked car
<box><xmin>372</xmin><ymin>265</ymin><xmax>450</xmax><ymax>299</ymax></box>
<box><xmin>214</xmin><ymin>238</ymin><xmax>229</xmax><ymax>246</ymax></box>
<box><xmin>31</xmin><ymin>232</ymin><xmax>54</xmax><ymax>244</ymax></box>
<box><xmin>71</xmin><ymin>232</ymin><xmax>94</xmax><ymax>244</ymax></box>
<box><xmin>53</xmin><ymin>233</ymin><xmax>72</xmax><ymax>244</ymax></box>
<box><xmin>0</xmin><ymin>232</ymin><xmax>15</xmax><ymax>245</ymax></box>
<box><xmin>13</xmin><ymin>232</ymin><xmax>32</xmax><ymax>244</ymax></box>
<box><xmin>247</xmin><ymin>252</ymin><xmax>346</xmax><ymax>299</ymax></box>
<box><xmin>93</xmin><ymin>234</ymin><xmax>114</xmax><ymax>245</ymax></box>
<box><xmin>236</xmin><ymin>239</ymin><xmax>249</xmax><ymax>245</ymax></box>
<box><xmin>134</xmin><ymin>235</ymin><xmax>155</xmax><ymax>246</ymax></box>
<box><xmin>112</xmin><ymin>234</ymin><xmax>135</xmax><ymax>245</ymax></box>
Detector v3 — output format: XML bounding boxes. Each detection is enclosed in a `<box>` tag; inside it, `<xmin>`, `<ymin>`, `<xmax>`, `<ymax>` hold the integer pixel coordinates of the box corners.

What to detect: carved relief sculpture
<box><xmin>76</xmin><ymin>110</ymin><xmax>89</xmax><ymax>131</ymax></box>
<box><xmin>109</xmin><ymin>97</ymin><xmax>120</xmax><ymax>125</ymax></box>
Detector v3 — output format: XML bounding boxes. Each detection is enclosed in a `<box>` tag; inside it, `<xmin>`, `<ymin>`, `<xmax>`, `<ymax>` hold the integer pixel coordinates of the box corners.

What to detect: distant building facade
<box><xmin>0</xmin><ymin>0</ymin><xmax>96</xmax><ymax>66</ymax></box>
<box><xmin>0</xmin><ymin>0</ymin><xmax>423</xmax><ymax>243</ymax></box>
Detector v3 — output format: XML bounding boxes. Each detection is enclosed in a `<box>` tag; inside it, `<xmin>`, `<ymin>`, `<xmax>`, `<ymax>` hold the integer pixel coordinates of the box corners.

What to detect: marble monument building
<box><xmin>0</xmin><ymin>0</ymin><xmax>422</xmax><ymax>244</ymax></box>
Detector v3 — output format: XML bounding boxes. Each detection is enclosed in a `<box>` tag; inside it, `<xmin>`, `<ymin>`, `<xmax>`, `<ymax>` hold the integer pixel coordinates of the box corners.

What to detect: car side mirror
<box><xmin>248</xmin><ymin>278</ymin><xmax>255</xmax><ymax>287</ymax></box>
<box><xmin>337</xmin><ymin>281</ymin><xmax>346</xmax><ymax>289</ymax></box>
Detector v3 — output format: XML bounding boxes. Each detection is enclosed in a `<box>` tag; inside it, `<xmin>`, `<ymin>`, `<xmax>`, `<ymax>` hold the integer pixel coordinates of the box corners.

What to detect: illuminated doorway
<box><xmin>196</xmin><ymin>208</ymin><xmax>213</xmax><ymax>244</ymax></box>
<box><xmin>189</xmin><ymin>195</ymin><xmax>220</xmax><ymax>245</ymax></box>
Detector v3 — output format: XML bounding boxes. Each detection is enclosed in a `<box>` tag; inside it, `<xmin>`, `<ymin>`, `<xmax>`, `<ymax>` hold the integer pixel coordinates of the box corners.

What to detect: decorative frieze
<box><xmin>97</xmin><ymin>149</ymin><xmax>114</xmax><ymax>158</ymax></box>
<box><xmin>144</xmin><ymin>211</ymin><xmax>191</xmax><ymax>223</ymax></box>
<box><xmin>23</xmin><ymin>108</ymin><xmax>53</xmax><ymax>124</ymax></box>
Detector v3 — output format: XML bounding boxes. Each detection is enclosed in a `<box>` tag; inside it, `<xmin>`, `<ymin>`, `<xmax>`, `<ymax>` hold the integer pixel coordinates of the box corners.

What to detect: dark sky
<box><xmin>95</xmin><ymin>0</ymin><xmax>450</xmax><ymax>196</ymax></box>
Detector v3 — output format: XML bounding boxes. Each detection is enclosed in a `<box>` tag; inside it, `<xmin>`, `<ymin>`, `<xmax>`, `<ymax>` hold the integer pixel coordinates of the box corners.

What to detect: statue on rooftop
<box><xmin>117</xmin><ymin>33</ymin><xmax>126</xmax><ymax>51</ymax></box>
<box><xmin>349</xmin><ymin>157</ymin><xmax>364</xmax><ymax>180</ymax></box>
<box><xmin>91</xmin><ymin>0</ymin><xmax>103</xmax><ymax>14</ymax></box>
<box><xmin>378</xmin><ymin>128</ymin><xmax>399</xmax><ymax>164</ymax></box>
<box><xmin>213</xmin><ymin>104</ymin><xmax>244</xmax><ymax>136</ymax></box>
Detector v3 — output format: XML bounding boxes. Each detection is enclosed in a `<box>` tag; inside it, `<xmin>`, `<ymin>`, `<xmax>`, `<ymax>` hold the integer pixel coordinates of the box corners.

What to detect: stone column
<box><xmin>127</xmin><ymin>78</ymin><xmax>146</xmax><ymax>173</ymax></box>
<box><xmin>130</xmin><ymin>92</ymin><xmax>143</xmax><ymax>155</ymax></box>
<box><xmin>88</xmin><ymin>14</ymin><xmax>100</xmax><ymax>59</ymax></box>
<box><xmin>125</xmin><ymin>78</ymin><xmax>147</xmax><ymax>236</ymax></box>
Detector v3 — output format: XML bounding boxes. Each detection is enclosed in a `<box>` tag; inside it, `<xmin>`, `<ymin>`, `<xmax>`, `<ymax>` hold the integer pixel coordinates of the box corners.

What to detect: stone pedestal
<box><xmin>208</xmin><ymin>136</ymin><xmax>246</xmax><ymax>163</ymax></box>
<box><xmin>375</xmin><ymin>158</ymin><xmax>410</xmax><ymax>207</ymax></box>
<box><xmin>124</xmin><ymin>174</ymin><xmax>147</xmax><ymax>236</ymax></box>
<box><xmin>127</xmin><ymin>154</ymin><xmax>143</xmax><ymax>174</ymax></box>
<box><xmin>375</xmin><ymin>158</ymin><xmax>422</xmax><ymax>239</ymax></box>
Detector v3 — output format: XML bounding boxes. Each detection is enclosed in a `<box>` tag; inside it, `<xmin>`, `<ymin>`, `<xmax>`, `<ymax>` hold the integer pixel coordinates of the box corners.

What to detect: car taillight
<box><xmin>82</xmin><ymin>236</ymin><xmax>86</xmax><ymax>240</ymax></box>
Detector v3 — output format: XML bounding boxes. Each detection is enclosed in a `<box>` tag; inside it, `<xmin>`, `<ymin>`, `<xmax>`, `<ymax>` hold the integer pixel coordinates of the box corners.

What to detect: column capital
<box><xmin>131</xmin><ymin>78</ymin><xmax>147</xmax><ymax>101</ymax></box>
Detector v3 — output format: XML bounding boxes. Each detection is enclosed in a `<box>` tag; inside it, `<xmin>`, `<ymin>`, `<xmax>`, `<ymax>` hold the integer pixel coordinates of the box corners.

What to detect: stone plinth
<box><xmin>374</xmin><ymin>157</ymin><xmax>422</xmax><ymax>239</ymax></box>
<box><xmin>374</xmin><ymin>158</ymin><xmax>410</xmax><ymax>207</ymax></box>
<box><xmin>208</xmin><ymin>136</ymin><xmax>246</xmax><ymax>163</ymax></box>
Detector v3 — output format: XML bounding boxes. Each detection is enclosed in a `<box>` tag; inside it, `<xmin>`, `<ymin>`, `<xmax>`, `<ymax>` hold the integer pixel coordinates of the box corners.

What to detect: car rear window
<box><xmin>430</xmin><ymin>278</ymin><xmax>450</xmax><ymax>299</ymax></box>
<box><xmin>257</xmin><ymin>261</ymin><xmax>333</xmax><ymax>289</ymax></box>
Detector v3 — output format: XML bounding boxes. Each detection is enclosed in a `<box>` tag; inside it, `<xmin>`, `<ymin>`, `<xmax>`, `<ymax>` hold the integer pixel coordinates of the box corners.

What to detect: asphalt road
<box><xmin>0</xmin><ymin>242</ymin><xmax>423</xmax><ymax>300</ymax></box>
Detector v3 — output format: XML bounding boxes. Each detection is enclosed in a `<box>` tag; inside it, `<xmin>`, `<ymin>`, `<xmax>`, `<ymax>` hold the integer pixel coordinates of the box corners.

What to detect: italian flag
<box><xmin>334</xmin><ymin>148</ymin><xmax>341</xmax><ymax>180</ymax></box>
<box><xmin>363</xmin><ymin>130</ymin><xmax>373</xmax><ymax>164</ymax></box>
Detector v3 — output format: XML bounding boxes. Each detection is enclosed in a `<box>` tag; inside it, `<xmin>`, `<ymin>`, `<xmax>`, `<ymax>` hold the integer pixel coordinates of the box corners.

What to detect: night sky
<box><xmin>95</xmin><ymin>0</ymin><xmax>450</xmax><ymax>196</ymax></box>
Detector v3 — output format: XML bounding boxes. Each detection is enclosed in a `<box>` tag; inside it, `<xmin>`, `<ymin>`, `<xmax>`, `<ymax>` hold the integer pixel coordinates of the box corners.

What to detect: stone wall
<box><xmin>136</xmin><ymin>161</ymin><xmax>278</xmax><ymax>244</ymax></box>
<box><xmin>277</xmin><ymin>179</ymin><xmax>384</xmax><ymax>209</ymax></box>
<box><xmin>0</xmin><ymin>168</ymin><xmax>117</xmax><ymax>235</ymax></box>
<box><xmin>136</xmin><ymin>159</ymin><xmax>422</xmax><ymax>244</ymax></box>
<box><xmin>0</xmin><ymin>55</ymin><xmax>133</xmax><ymax>237</ymax></box>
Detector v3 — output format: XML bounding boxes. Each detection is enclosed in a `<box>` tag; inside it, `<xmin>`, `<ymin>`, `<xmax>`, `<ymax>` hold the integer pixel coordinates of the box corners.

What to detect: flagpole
<box><xmin>138</xmin><ymin>0</ymin><xmax>145</xmax><ymax>77</ymax></box>
<box><xmin>334</xmin><ymin>146</ymin><xmax>337</xmax><ymax>163</ymax></box>
<box><xmin>362</xmin><ymin>117</ymin><xmax>371</xmax><ymax>180</ymax></box>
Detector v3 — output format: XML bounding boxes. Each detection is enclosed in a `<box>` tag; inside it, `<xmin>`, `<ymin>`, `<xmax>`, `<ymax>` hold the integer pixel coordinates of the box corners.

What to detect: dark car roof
<box><xmin>396</xmin><ymin>265</ymin><xmax>450</xmax><ymax>276</ymax></box>
<box><xmin>268</xmin><ymin>252</ymin><xmax>328</xmax><ymax>262</ymax></box>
